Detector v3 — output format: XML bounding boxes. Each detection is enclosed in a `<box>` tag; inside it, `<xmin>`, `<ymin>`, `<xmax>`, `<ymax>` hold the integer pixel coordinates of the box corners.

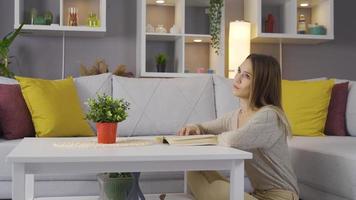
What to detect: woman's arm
<box><xmin>188</xmin><ymin>111</ymin><xmax>236</xmax><ymax>135</ymax></box>
<box><xmin>218</xmin><ymin>110</ymin><xmax>285</xmax><ymax>150</ymax></box>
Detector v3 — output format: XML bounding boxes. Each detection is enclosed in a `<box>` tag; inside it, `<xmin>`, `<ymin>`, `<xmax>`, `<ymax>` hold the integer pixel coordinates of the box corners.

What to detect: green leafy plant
<box><xmin>208</xmin><ymin>0</ymin><xmax>224</xmax><ymax>55</ymax></box>
<box><xmin>156</xmin><ymin>53</ymin><xmax>167</xmax><ymax>65</ymax></box>
<box><xmin>98</xmin><ymin>172</ymin><xmax>133</xmax><ymax>199</ymax></box>
<box><xmin>86</xmin><ymin>93</ymin><xmax>130</xmax><ymax>123</ymax></box>
<box><xmin>107</xmin><ymin>172</ymin><xmax>132</xmax><ymax>178</ymax></box>
<box><xmin>155</xmin><ymin>53</ymin><xmax>167</xmax><ymax>65</ymax></box>
<box><xmin>0</xmin><ymin>23</ymin><xmax>24</xmax><ymax>78</ymax></box>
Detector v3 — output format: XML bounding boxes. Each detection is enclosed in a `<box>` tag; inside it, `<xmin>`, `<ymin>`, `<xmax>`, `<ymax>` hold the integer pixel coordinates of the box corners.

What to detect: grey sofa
<box><xmin>0</xmin><ymin>74</ymin><xmax>355</xmax><ymax>200</ymax></box>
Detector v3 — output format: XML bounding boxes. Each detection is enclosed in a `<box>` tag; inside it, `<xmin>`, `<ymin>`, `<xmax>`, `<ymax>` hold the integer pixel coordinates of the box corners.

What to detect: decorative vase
<box><xmin>155</xmin><ymin>24</ymin><xmax>167</xmax><ymax>33</ymax></box>
<box><xmin>156</xmin><ymin>63</ymin><xmax>166</xmax><ymax>72</ymax></box>
<box><xmin>96</xmin><ymin>122</ymin><xmax>117</xmax><ymax>144</ymax></box>
<box><xmin>98</xmin><ymin>173</ymin><xmax>133</xmax><ymax>200</ymax></box>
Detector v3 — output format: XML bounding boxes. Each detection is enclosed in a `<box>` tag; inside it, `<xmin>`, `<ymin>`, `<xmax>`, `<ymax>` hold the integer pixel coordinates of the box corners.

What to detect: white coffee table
<box><xmin>6</xmin><ymin>137</ymin><xmax>252</xmax><ymax>200</ymax></box>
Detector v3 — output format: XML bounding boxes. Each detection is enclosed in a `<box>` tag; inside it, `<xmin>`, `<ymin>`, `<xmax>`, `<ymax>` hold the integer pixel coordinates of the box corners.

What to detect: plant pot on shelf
<box><xmin>156</xmin><ymin>63</ymin><xmax>166</xmax><ymax>72</ymax></box>
<box><xmin>96</xmin><ymin>122</ymin><xmax>118</xmax><ymax>144</ymax></box>
<box><xmin>98</xmin><ymin>173</ymin><xmax>133</xmax><ymax>200</ymax></box>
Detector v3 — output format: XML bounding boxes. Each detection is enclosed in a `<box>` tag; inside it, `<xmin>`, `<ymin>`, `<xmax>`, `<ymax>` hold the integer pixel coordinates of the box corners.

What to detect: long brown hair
<box><xmin>247</xmin><ymin>54</ymin><xmax>282</xmax><ymax>109</ymax></box>
<box><xmin>247</xmin><ymin>54</ymin><xmax>292</xmax><ymax>136</ymax></box>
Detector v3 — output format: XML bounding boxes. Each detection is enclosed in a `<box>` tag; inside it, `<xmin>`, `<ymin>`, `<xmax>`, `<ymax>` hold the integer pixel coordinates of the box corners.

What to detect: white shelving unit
<box><xmin>14</xmin><ymin>0</ymin><xmax>106</xmax><ymax>34</ymax></box>
<box><xmin>244</xmin><ymin>0</ymin><xmax>334</xmax><ymax>44</ymax></box>
<box><xmin>137</xmin><ymin>0</ymin><xmax>225</xmax><ymax>77</ymax></box>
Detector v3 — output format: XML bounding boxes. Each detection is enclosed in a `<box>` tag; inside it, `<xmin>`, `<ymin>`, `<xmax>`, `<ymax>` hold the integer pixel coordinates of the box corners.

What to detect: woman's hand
<box><xmin>177</xmin><ymin>125</ymin><xmax>201</xmax><ymax>136</ymax></box>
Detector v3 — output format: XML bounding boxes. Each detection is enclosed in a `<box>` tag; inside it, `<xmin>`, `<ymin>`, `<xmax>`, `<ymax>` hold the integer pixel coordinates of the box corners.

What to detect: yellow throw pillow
<box><xmin>282</xmin><ymin>79</ymin><xmax>334</xmax><ymax>136</ymax></box>
<box><xmin>16</xmin><ymin>76</ymin><xmax>94</xmax><ymax>137</ymax></box>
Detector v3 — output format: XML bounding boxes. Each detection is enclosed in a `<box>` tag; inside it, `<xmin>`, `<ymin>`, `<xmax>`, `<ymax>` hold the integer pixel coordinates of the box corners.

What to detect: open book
<box><xmin>156</xmin><ymin>134</ymin><xmax>218</xmax><ymax>146</ymax></box>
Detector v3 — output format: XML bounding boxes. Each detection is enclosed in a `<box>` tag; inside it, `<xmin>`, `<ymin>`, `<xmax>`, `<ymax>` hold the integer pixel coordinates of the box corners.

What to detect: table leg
<box><xmin>26</xmin><ymin>174</ymin><xmax>35</xmax><ymax>200</ymax></box>
<box><xmin>230</xmin><ymin>160</ymin><xmax>244</xmax><ymax>200</ymax></box>
<box><xmin>12</xmin><ymin>163</ymin><xmax>25</xmax><ymax>200</ymax></box>
<box><xmin>184</xmin><ymin>171</ymin><xmax>187</xmax><ymax>194</ymax></box>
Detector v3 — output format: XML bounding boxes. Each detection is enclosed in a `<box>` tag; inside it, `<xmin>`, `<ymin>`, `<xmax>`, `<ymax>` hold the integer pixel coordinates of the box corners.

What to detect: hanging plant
<box><xmin>208</xmin><ymin>0</ymin><xmax>224</xmax><ymax>55</ymax></box>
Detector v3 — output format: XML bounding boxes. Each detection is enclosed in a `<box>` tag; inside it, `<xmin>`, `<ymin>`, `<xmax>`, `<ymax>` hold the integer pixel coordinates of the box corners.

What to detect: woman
<box><xmin>177</xmin><ymin>54</ymin><xmax>299</xmax><ymax>200</ymax></box>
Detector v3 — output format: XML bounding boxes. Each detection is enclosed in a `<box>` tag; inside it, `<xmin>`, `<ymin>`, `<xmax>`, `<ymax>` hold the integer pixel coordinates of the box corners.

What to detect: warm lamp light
<box><xmin>228</xmin><ymin>20</ymin><xmax>251</xmax><ymax>79</ymax></box>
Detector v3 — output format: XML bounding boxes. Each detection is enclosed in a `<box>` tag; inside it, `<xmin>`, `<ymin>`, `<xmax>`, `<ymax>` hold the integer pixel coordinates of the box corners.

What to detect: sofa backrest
<box><xmin>335</xmin><ymin>79</ymin><xmax>356</xmax><ymax>136</ymax></box>
<box><xmin>112</xmin><ymin>75</ymin><xmax>216</xmax><ymax>136</ymax></box>
<box><xmin>213</xmin><ymin>75</ymin><xmax>240</xmax><ymax>118</ymax></box>
<box><xmin>74</xmin><ymin>73</ymin><xmax>112</xmax><ymax>131</ymax></box>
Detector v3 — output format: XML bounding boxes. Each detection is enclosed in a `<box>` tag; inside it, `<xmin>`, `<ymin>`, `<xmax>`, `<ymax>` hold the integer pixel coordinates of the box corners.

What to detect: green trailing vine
<box><xmin>208</xmin><ymin>0</ymin><xmax>223</xmax><ymax>55</ymax></box>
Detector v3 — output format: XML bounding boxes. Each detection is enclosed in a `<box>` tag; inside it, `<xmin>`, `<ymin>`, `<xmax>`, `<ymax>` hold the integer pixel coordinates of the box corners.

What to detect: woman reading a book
<box><xmin>177</xmin><ymin>54</ymin><xmax>299</xmax><ymax>200</ymax></box>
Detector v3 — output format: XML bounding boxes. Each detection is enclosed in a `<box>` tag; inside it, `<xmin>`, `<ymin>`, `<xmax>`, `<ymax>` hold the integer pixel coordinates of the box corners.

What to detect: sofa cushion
<box><xmin>288</xmin><ymin>136</ymin><xmax>356</xmax><ymax>199</ymax></box>
<box><xmin>74</xmin><ymin>73</ymin><xmax>112</xmax><ymax>132</ymax></box>
<box><xmin>0</xmin><ymin>84</ymin><xmax>35</xmax><ymax>139</ymax></box>
<box><xmin>282</xmin><ymin>79</ymin><xmax>334</xmax><ymax>136</ymax></box>
<box><xmin>112</xmin><ymin>76</ymin><xmax>216</xmax><ymax>136</ymax></box>
<box><xmin>213</xmin><ymin>75</ymin><xmax>239</xmax><ymax>118</ymax></box>
<box><xmin>345</xmin><ymin>81</ymin><xmax>356</xmax><ymax>136</ymax></box>
<box><xmin>325</xmin><ymin>82</ymin><xmax>349</xmax><ymax>136</ymax></box>
<box><xmin>15</xmin><ymin>76</ymin><xmax>94</xmax><ymax>137</ymax></box>
<box><xmin>0</xmin><ymin>76</ymin><xmax>18</xmax><ymax>84</ymax></box>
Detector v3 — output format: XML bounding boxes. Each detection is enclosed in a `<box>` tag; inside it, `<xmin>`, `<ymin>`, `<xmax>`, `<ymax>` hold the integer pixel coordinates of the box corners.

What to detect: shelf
<box><xmin>146</xmin><ymin>32</ymin><xmax>183</xmax><ymax>41</ymax></box>
<box><xmin>146</xmin><ymin>0</ymin><xmax>184</xmax><ymax>34</ymax></box>
<box><xmin>18</xmin><ymin>24</ymin><xmax>105</xmax><ymax>32</ymax></box>
<box><xmin>296</xmin><ymin>0</ymin><xmax>333</xmax><ymax>36</ymax></box>
<box><xmin>62</xmin><ymin>0</ymin><xmax>101</xmax><ymax>27</ymax></box>
<box><xmin>14</xmin><ymin>0</ymin><xmax>106</xmax><ymax>34</ymax></box>
<box><xmin>185</xmin><ymin>0</ymin><xmax>209</xmax><ymax>35</ymax></box>
<box><xmin>184</xmin><ymin>34</ymin><xmax>211</xmax><ymax>43</ymax></box>
<box><xmin>184</xmin><ymin>35</ymin><xmax>215</xmax><ymax>74</ymax></box>
<box><xmin>35</xmin><ymin>193</ymin><xmax>194</xmax><ymax>200</ymax></box>
<box><xmin>137</xmin><ymin>0</ymin><xmax>225</xmax><ymax>77</ymax></box>
<box><xmin>252</xmin><ymin>32</ymin><xmax>333</xmax><ymax>44</ymax></box>
<box><xmin>244</xmin><ymin>0</ymin><xmax>334</xmax><ymax>44</ymax></box>
<box><xmin>146</xmin><ymin>38</ymin><xmax>184</xmax><ymax>73</ymax></box>
<box><xmin>261</xmin><ymin>0</ymin><xmax>295</xmax><ymax>34</ymax></box>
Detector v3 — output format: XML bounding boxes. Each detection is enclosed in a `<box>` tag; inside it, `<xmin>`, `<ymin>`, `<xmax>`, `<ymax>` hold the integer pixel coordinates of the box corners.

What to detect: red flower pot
<box><xmin>96</xmin><ymin>123</ymin><xmax>118</xmax><ymax>144</ymax></box>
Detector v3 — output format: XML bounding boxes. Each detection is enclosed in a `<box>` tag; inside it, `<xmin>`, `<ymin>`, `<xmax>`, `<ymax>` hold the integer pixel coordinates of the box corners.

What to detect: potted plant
<box><xmin>86</xmin><ymin>93</ymin><xmax>130</xmax><ymax>144</ymax></box>
<box><xmin>98</xmin><ymin>172</ymin><xmax>134</xmax><ymax>200</ymax></box>
<box><xmin>0</xmin><ymin>23</ymin><xmax>24</xmax><ymax>78</ymax></box>
<box><xmin>155</xmin><ymin>53</ymin><xmax>167</xmax><ymax>72</ymax></box>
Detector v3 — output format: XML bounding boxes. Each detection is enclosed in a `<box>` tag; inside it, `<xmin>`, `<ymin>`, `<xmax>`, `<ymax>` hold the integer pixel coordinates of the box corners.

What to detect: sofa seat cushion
<box><xmin>288</xmin><ymin>136</ymin><xmax>356</xmax><ymax>199</ymax></box>
<box><xmin>113</xmin><ymin>76</ymin><xmax>216</xmax><ymax>136</ymax></box>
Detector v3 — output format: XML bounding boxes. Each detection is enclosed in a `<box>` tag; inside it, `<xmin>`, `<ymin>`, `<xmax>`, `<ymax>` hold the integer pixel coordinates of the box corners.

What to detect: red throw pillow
<box><xmin>325</xmin><ymin>82</ymin><xmax>349</xmax><ymax>136</ymax></box>
<box><xmin>0</xmin><ymin>84</ymin><xmax>35</xmax><ymax>139</ymax></box>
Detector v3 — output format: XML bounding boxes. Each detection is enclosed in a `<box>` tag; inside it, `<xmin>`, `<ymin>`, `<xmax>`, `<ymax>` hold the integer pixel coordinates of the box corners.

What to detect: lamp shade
<box><xmin>228</xmin><ymin>20</ymin><xmax>251</xmax><ymax>79</ymax></box>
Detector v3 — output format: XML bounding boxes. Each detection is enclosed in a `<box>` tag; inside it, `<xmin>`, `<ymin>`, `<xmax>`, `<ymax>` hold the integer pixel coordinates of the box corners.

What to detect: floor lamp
<box><xmin>228</xmin><ymin>20</ymin><xmax>251</xmax><ymax>79</ymax></box>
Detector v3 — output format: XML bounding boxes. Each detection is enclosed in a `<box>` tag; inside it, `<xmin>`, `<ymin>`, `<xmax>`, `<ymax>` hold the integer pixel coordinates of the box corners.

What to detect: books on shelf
<box><xmin>156</xmin><ymin>134</ymin><xmax>218</xmax><ymax>146</ymax></box>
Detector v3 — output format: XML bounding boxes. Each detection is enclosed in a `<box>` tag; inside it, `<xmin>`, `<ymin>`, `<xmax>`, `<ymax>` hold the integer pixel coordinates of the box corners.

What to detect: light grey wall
<box><xmin>282</xmin><ymin>0</ymin><xmax>356</xmax><ymax>80</ymax></box>
<box><xmin>1</xmin><ymin>0</ymin><xmax>356</xmax><ymax>80</ymax></box>
<box><xmin>0</xmin><ymin>0</ymin><xmax>136</xmax><ymax>79</ymax></box>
